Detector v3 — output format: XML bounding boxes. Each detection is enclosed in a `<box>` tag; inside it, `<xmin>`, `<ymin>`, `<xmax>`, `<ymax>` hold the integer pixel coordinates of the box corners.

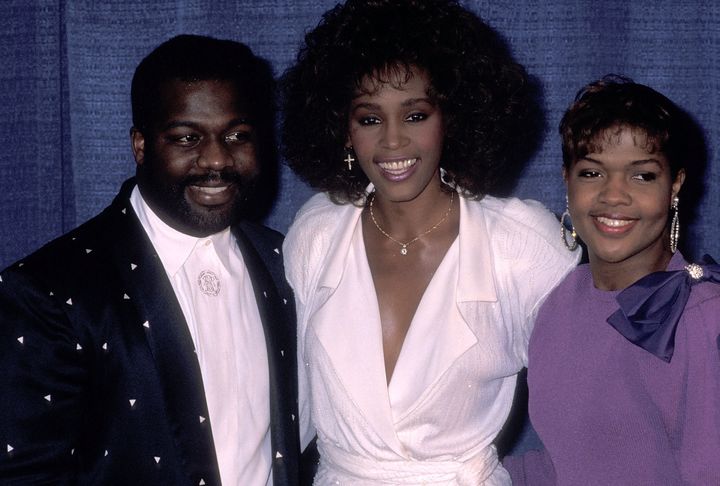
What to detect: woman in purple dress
<box><xmin>507</xmin><ymin>76</ymin><xmax>720</xmax><ymax>485</ymax></box>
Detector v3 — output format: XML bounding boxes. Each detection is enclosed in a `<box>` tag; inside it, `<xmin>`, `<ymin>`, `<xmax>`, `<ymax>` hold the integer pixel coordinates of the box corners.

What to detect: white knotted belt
<box><xmin>319</xmin><ymin>443</ymin><xmax>500</xmax><ymax>485</ymax></box>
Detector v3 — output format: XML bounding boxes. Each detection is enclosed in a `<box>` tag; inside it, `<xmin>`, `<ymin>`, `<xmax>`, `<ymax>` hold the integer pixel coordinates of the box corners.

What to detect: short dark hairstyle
<box><xmin>560</xmin><ymin>75</ymin><xmax>688</xmax><ymax>177</ymax></box>
<box><xmin>280</xmin><ymin>0</ymin><xmax>530</xmax><ymax>203</ymax></box>
<box><xmin>131</xmin><ymin>34</ymin><xmax>275</xmax><ymax>144</ymax></box>
<box><xmin>131</xmin><ymin>35</ymin><xmax>278</xmax><ymax>219</ymax></box>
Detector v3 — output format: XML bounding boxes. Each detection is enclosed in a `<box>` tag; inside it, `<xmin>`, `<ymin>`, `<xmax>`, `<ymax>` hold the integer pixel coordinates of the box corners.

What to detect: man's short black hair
<box><xmin>131</xmin><ymin>34</ymin><xmax>278</xmax><ymax>220</ymax></box>
<box><xmin>131</xmin><ymin>34</ymin><xmax>275</xmax><ymax>137</ymax></box>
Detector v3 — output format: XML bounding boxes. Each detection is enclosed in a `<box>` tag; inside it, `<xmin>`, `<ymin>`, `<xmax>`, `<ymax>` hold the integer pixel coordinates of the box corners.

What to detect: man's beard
<box><xmin>140</xmin><ymin>166</ymin><xmax>259</xmax><ymax>237</ymax></box>
<box><xmin>173</xmin><ymin>170</ymin><xmax>257</xmax><ymax>235</ymax></box>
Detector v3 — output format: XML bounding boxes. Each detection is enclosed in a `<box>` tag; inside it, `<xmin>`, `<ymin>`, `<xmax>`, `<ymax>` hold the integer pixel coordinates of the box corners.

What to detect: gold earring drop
<box><xmin>670</xmin><ymin>195</ymin><xmax>680</xmax><ymax>253</ymax></box>
<box><xmin>560</xmin><ymin>194</ymin><xmax>577</xmax><ymax>251</ymax></box>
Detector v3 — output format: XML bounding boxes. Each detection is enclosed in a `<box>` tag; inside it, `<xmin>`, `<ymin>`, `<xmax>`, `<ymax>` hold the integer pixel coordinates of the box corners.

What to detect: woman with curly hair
<box><xmin>281</xmin><ymin>1</ymin><xmax>579</xmax><ymax>483</ymax></box>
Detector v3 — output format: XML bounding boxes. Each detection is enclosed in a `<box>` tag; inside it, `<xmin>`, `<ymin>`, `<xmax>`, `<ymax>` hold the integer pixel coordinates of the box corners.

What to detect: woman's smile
<box><xmin>376</xmin><ymin>157</ymin><xmax>419</xmax><ymax>180</ymax></box>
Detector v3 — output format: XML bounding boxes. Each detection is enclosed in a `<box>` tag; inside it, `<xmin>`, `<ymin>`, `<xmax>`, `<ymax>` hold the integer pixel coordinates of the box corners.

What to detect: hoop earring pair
<box><xmin>560</xmin><ymin>195</ymin><xmax>680</xmax><ymax>253</ymax></box>
<box><xmin>343</xmin><ymin>146</ymin><xmax>356</xmax><ymax>171</ymax></box>
<box><xmin>561</xmin><ymin>195</ymin><xmax>578</xmax><ymax>251</ymax></box>
<box><xmin>670</xmin><ymin>195</ymin><xmax>680</xmax><ymax>254</ymax></box>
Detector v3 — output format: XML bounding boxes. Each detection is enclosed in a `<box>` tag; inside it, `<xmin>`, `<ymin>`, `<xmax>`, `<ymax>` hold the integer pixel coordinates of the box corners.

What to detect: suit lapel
<box><xmin>102</xmin><ymin>180</ymin><xmax>221</xmax><ymax>485</ymax></box>
<box><xmin>233</xmin><ymin>223</ymin><xmax>299</xmax><ymax>486</ymax></box>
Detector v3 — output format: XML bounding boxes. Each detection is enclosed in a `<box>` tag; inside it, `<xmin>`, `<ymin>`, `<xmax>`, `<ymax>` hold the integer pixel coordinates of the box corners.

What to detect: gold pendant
<box><xmin>400</xmin><ymin>246</ymin><xmax>408</xmax><ymax>255</ymax></box>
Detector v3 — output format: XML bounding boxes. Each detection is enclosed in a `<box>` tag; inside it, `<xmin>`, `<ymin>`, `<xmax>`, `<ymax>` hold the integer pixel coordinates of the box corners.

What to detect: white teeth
<box><xmin>378</xmin><ymin>158</ymin><xmax>417</xmax><ymax>172</ymax></box>
<box><xmin>596</xmin><ymin>217</ymin><xmax>632</xmax><ymax>227</ymax></box>
<box><xmin>193</xmin><ymin>186</ymin><xmax>227</xmax><ymax>195</ymax></box>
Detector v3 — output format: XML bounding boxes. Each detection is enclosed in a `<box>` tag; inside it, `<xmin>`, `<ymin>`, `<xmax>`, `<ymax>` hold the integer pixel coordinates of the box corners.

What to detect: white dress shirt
<box><xmin>131</xmin><ymin>186</ymin><xmax>271</xmax><ymax>485</ymax></box>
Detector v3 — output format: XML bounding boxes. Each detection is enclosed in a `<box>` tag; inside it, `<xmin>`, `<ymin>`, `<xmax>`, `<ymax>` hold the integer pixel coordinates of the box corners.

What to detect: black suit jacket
<box><xmin>0</xmin><ymin>179</ymin><xmax>301</xmax><ymax>485</ymax></box>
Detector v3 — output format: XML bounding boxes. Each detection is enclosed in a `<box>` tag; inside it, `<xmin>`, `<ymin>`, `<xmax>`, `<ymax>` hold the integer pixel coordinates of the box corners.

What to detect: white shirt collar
<box><xmin>129</xmin><ymin>185</ymin><xmax>233</xmax><ymax>277</ymax></box>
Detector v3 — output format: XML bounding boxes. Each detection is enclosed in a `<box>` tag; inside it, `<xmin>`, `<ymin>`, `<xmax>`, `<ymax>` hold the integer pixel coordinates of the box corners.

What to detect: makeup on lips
<box><xmin>592</xmin><ymin>214</ymin><xmax>636</xmax><ymax>234</ymax></box>
<box><xmin>376</xmin><ymin>157</ymin><xmax>419</xmax><ymax>181</ymax></box>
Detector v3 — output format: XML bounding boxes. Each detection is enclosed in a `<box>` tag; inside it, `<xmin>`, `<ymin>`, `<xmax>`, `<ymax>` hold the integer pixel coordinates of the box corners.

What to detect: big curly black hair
<box><xmin>280</xmin><ymin>0</ymin><xmax>530</xmax><ymax>203</ymax></box>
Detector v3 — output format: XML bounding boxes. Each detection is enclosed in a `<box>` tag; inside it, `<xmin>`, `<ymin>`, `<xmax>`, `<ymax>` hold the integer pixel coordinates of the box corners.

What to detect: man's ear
<box><xmin>130</xmin><ymin>128</ymin><xmax>146</xmax><ymax>166</ymax></box>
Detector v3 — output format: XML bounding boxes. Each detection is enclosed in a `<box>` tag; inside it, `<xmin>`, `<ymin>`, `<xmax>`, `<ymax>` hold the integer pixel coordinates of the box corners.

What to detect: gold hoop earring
<box><xmin>561</xmin><ymin>195</ymin><xmax>578</xmax><ymax>251</ymax></box>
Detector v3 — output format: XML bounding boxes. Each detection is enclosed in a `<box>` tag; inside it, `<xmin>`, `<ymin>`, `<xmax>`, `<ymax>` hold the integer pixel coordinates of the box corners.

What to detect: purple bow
<box><xmin>607</xmin><ymin>255</ymin><xmax>720</xmax><ymax>362</ymax></box>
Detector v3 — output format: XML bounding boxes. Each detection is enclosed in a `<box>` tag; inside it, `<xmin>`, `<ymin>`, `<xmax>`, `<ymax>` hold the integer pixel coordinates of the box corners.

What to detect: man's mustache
<box><xmin>182</xmin><ymin>171</ymin><xmax>245</xmax><ymax>186</ymax></box>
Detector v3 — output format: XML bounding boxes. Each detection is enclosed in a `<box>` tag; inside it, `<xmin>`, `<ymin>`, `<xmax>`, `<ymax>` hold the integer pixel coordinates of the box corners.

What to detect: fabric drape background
<box><xmin>3</xmin><ymin>0</ymin><xmax>718</xmax><ymax>267</ymax></box>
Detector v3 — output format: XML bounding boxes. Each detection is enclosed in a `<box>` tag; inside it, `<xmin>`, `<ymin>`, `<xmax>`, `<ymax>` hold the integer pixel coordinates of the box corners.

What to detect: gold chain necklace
<box><xmin>368</xmin><ymin>191</ymin><xmax>455</xmax><ymax>255</ymax></box>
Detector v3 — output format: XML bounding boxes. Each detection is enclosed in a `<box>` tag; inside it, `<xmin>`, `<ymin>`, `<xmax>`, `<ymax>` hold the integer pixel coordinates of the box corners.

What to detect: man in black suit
<box><xmin>0</xmin><ymin>35</ymin><xmax>300</xmax><ymax>485</ymax></box>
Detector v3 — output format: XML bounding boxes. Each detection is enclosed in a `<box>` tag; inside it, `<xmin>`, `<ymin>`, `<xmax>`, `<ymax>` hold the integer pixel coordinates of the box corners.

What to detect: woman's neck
<box><xmin>589</xmin><ymin>246</ymin><xmax>674</xmax><ymax>291</ymax></box>
<box><xmin>368</xmin><ymin>183</ymin><xmax>455</xmax><ymax>241</ymax></box>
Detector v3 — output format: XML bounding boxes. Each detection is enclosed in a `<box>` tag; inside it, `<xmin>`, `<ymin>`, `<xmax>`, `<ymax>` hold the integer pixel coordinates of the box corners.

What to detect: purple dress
<box><xmin>520</xmin><ymin>252</ymin><xmax>720</xmax><ymax>485</ymax></box>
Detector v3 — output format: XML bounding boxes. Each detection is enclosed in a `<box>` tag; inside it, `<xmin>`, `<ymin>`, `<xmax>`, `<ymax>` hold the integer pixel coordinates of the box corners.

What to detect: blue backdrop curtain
<box><xmin>2</xmin><ymin>0</ymin><xmax>719</xmax><ymax>268</ymax></box>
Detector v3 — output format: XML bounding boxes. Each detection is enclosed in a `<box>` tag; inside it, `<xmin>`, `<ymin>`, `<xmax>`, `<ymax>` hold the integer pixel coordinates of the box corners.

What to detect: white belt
<box><xmin>317</xmin><ymin>443</ymin><xmax>501</xmax><ymax>485</ymax></box>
